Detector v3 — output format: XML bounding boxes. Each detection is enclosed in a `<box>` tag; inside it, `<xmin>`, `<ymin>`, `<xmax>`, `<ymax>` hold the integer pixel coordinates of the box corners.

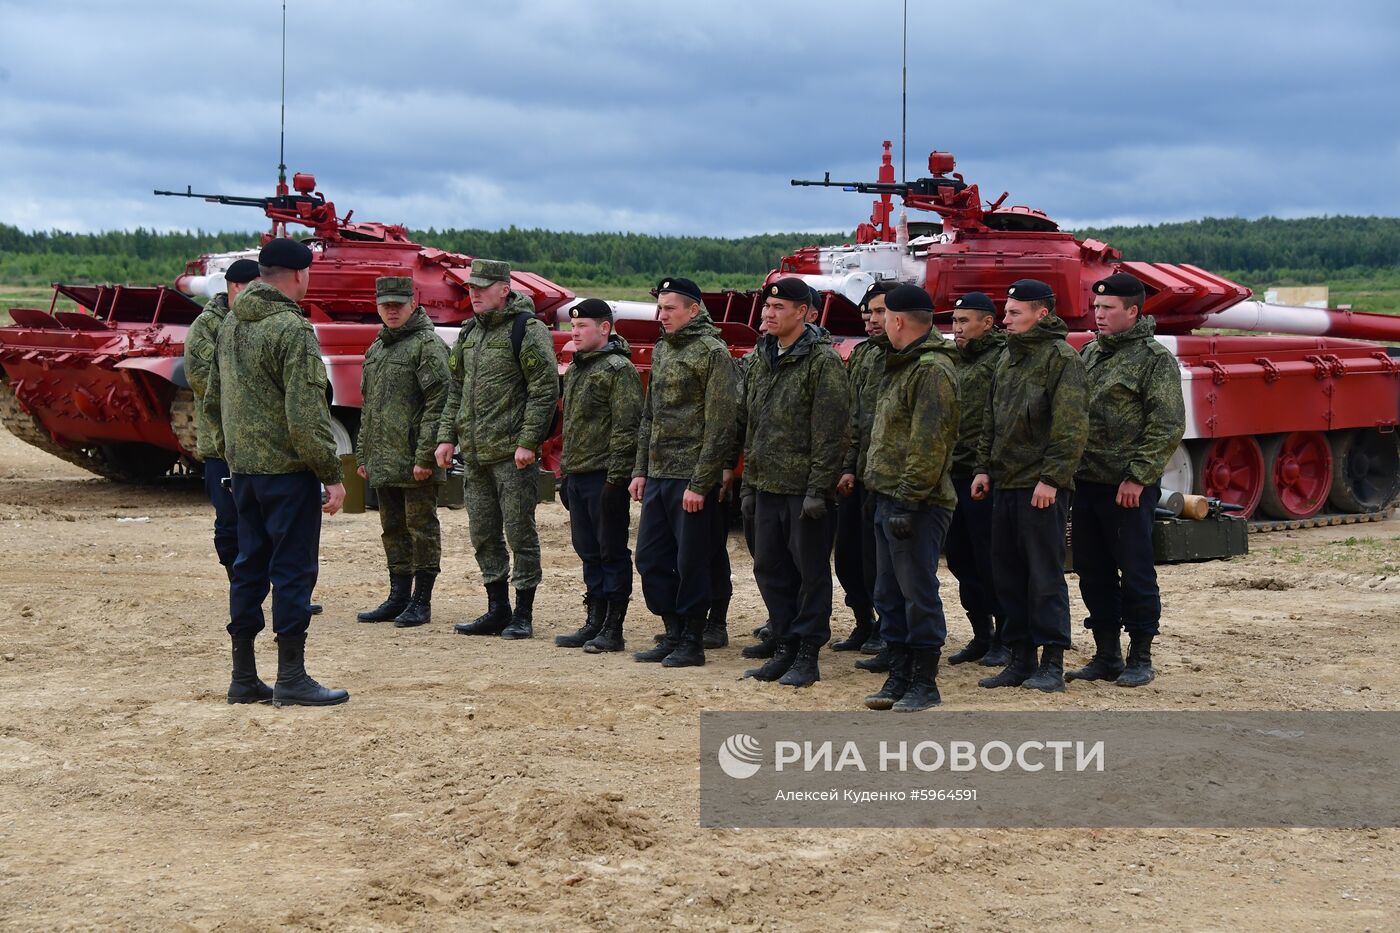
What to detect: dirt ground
<box><xmin>0</xmin><ymin>427</ymin><xmax>1397</xmax><ymax>932</ymax></box>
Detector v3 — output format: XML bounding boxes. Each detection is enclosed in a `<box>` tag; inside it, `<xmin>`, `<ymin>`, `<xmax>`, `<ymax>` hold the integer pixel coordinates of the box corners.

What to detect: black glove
<box><xmin>558</xmin><ymin>476</ymin><xmax>570</xmax><ymax>511</ymax></box>
<box><xmin>740</xmin><ymin>489</ymin><xmax>756</xmax><ymax>524</ymax></box>
<box><xmin>888</xmin><ymin>510</ymin><xmax>914</xmax><ymax>540</ymax></box>
<box><xmin>800</xmin><ymin>495</ymin><xmax>828</xmax><ymax>521</ymax></box>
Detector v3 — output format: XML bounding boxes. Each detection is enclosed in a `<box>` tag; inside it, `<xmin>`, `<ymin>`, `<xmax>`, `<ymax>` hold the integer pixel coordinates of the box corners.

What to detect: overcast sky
<box><xmin>1</xmin><ymin>0</ymin><xmax>1396</xmax><ymax>236</ymax></box>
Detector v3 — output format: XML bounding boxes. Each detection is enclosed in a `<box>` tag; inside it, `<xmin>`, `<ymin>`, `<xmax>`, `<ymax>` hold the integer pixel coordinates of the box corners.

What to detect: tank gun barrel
<box><xmin>1204</xmin><ymin>300</ymin><xmax>1400</xmax><ymax>342</ymax></box>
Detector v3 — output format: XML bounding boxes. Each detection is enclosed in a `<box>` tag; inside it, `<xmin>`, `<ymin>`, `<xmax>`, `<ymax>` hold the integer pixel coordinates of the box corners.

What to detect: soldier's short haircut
<box><xmin>1026</xmin><ymin>296</ymin><xmax>1056</xmax><ymax>315</ymax></box>
<box><xmin>892</xmin><ymin>307</ymin><xmax>934</xmax><ymax>326</ymax></box>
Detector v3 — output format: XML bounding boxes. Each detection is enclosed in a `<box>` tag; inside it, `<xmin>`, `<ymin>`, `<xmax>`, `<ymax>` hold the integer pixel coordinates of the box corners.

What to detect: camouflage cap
<box><xmin>375</xmin><ymin>275</ymin><xmax>414</xmax><ymax>305</ymax></box>
<box><xmin>466</xmin><ymin>258</ymin><xmax>511</xmax><ymax>288</ymax></box>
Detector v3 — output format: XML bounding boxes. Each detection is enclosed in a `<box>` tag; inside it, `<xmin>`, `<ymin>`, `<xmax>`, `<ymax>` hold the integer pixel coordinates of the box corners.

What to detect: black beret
<box><xmin>884</xmin><ymin>284</ymin><xmax>934</xmax><ymax>313</ymax></box>
<box><xmin>569</xmin><ymin>298</ymin><xmax>613</xmax><ymax>320</ymax></box>
<box><xmin>655</xmin><ymin>276</ymin><xmax>703</xmax><ymax>304</ymax></box>
<box><xmin>953</xmin><ymin>291</ymin><xmax>996</xmax><ymax>313</ymax></box>
<box><xmin>858</xmin><ymin>280</ymin><xmax>896</xmax><ymax>311</ymax></box>
<box><xmin>763</xmin><ymin>276</ymin><xmax>811</xmax><ymax>303</ymax></box>
<box><xmin>224</xmin><ymin>258</ymin><xmax>261</xmax><ymax>284</ymax></box>
<box><xmin>807</xmin><ymin>285</ymin><xmax>822</xmax><ymax>309</ymax></box>
<box><xmin>1092</xmin><ymin>271</ymin><xmax>1147</xmax><ymax>300</ymax></box>
<box><xmin>1006</xmin><ymin>278</ymin><xmax>1053</xmax><ymax>302</ymax></box>
<box><xmin>258</xmin><ymin>237</ymin><xmax>314</xmax><ymax>271</ymax></box>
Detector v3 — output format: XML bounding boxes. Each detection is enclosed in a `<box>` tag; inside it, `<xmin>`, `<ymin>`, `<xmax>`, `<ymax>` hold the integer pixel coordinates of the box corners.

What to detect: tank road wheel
<box><xmin>168</xmin><ymin>387</ymin><xmax>200</xmax><ymax>460</ymax></box>
<box><xmin>1328</xmin><ymin>428</ymin><xmax>1400</xmax><ymax>513</ymax></box>
<box><xmin>1160</xmin><ymin>442</ymin><xmax>1194</xmax><ymax>497</ymax></box>
<box><xmin>1258</xmin><ymin>431</ymin><xmax>1333</xmax><ymax>521</ymax></box>
<box><xmin>1190</xmin><ymin>435</ymin><xmax>1265</xmax><ymax>517</ymax></box>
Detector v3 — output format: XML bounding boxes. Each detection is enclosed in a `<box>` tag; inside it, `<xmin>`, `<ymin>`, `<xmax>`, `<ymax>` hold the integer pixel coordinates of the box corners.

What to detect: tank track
<box><xmin>1248</xmin><ymin>507</ymin><xmax>1394</xmax><ymax>534</ymax></box>
<box><xmin>0</xmin><ymin>378</ymin><xmax>131</xmax><ymax>480</ymax></box>
<box><xmin>167</xmin><ymin>387</ymin><xmax>200</xmax><ymax>459</ymax></box>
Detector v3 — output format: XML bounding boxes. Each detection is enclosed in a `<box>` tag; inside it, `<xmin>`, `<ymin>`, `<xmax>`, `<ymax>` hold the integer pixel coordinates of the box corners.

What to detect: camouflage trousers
<box><xmin>462</xmin><ymin>458</ymin><xmax>541</xmax><ymax>590</ymax></box>
<box><xmin>377</xmin><ymin>483</ymin><xmax>442</xmax><ymax>574</ymax></box>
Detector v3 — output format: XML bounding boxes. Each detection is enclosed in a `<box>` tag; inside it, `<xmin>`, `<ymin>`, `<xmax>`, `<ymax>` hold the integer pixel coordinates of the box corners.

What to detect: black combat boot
<box><xmin>1066</xmin><ymin>627</ymin><xmax>1125</xmax><ymax>682</ymax></box>
<box><xmin>1116</xmin><ymin>634</ymin><xmax>1156</xmax><ymax>687</ymax></box>
<box><xmin>831</xmin><ymin>605</ymin><xmax>874</xmax><ymax>652</ymax></box>
<box><xmin>741</xmin><ymin>630</ymin><xmax>778</xmax><ymax>659</ymax></box>
<box><xmin>777</xmin><ymin>641</ymin><xmax>821</xmax><ymax>687</ymax></box>
<box><xmin>227</xmin><ymin>636</ymin><xmax>273</xmax><ymax>704</ymax></box>
<box><xmin>859</xmin><ymin>632</ymin><xmax>887</xmax><ymax>655</ymax></box>
<box><xmin>703</xmin><ymin>596</ymin><xmax>730</xmax><ymax>649</ymax></box>
<box><xmin>500</xmin><ymin>588</ymin><xmax>535</xmax><ymax>639</ymax></box>
<box><xmin>662</xmin><ymin>616</ymin><xmax>707</xmax><ymax>668</ymax></box>
<box><xmin>854</xmin><ymin>644</ymin><xmax>891</xmax><ymax>673</ymax></box>
<box><xmin>555</xmin><ymin>594</ymin><xmax>605</xmax><ymax>647</ymax></box>
<box><xmin>635</xmin><ymin>615</ymin><xmax>683</xmax><ymax>662</ymax></box>
<box><xmin>893</xmin><ymin>647</ymin><xmax>942</xmax><ymax>712</ymax></box>
<box><xmin>584</xmin><ymin>599</ymin><xmax>627</xmax><ymax>653</ymax></box>
<box><xmin>271</xmin><ymin>632</ymin><xmax>349</xmax><ymax>707</ymax></box>
<box><xmin>863</xmin><ymin>644</ymin><xmax>912</xmax><ymax>710</ymax></box>
<box><xmin>393</xmin><ymin>571</ymin><xmax>436</xmax><ymax>628</ymax></box>
<box><xmin>357</xmin><ymin>573</ymin><xmax>412</xmax><ymax>623</ymax></box>
<box><xmin>978</xmin><ymin>641</ymin><xmax>1036</xmax><ymax>688</ymax></box>
<box><xmin>948</xmin><ymin>616</ymin><xmax>993</xmax><ymax>664</ymax></box>
<box><xmin>744</xmin><ymin>638</ymin><xmax>798</xmax><ymax>682</ymax></box>
<box><xmin>1021</xmin><ymin>645</ymin><xmax>1067</xmax><ymax>693</ymax></box>
<box><xmin>454</xmin><ymin>581</ymin><xmax>512</xmax><ymax>635</ymax></box>
<box><xmin>978</xmin><ymin>619</ymin><xmax>1011</xmax><ymax>667</ymax></box>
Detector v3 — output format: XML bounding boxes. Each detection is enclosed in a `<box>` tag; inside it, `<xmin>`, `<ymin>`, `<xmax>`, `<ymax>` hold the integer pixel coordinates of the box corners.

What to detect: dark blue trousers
<box><xmin>945</xmin><ymin>475</ymin><xmax>1002</xmax><ymax>627</ymax></box>
<box><xmin>992</xmin><ymin>487</ymin><xmax>1072</xmax><ymax>649</ymax></box>
<box><xmin>565</xmin><ymin>470</ymin><xmax>633</xmax><ymax>602</ymax></box>
<box><xmin>1072</xmin><ymin>480</ymin><xmax>1162</xmax><ymax>636</ymax></box>
<box><xmin>833</xmin><ymin>482</ymin><xmax>876</xmax><ymax>614</ymax></box>
<box><xmin>228</xmin><ymin>471</ymin><xmax>322</xmax><ymax>639</ymax></box>
<box><xmin>872</xmin><ymin>494</ymin><xmax>952</xmax><ymax>648</ymax></box>
<box><xmin>751</xmin><ymin>491</ymin><xmax>835</xmax><ymax>647</ymax></box>
<box><xmin>634</xmin><ymin>478</ymin><xmax>716</xmax><ymax>619</ymax></box>
<box><xmin>202</xmin><ymin>457</ymin><xmax>239</xmax><ymax>568</ymax></box>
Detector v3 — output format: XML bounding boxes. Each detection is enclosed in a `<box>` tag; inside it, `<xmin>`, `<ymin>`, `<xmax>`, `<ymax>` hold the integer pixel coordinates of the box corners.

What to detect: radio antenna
<box><xmin>901</xmin><ymin>0</ymin><xmax>908</xmax><ymax>183</ymax></box>
<box><xmin>277</xmin><ymin>0</ymin><xmax>288</xmax><ymax>195</ymax></box>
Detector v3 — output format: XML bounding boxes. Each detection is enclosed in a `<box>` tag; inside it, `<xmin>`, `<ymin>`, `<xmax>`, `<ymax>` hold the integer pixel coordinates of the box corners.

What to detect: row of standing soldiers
<box><xmin>186</xmin><ymin>241</ymin><xmax>1185</xmax><ymax>709</ymax></box>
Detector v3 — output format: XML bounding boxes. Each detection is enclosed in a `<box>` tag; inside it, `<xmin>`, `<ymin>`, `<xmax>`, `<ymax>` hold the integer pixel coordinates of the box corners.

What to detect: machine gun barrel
<box><xmin>152</xmin><ymin>186</ymin><xmax>280</xmax><ymax>209</ymax></box>
<box><xmin>790</xmin><ymin>173</ymin><xmax>909</xmax><ymax>195</ymax></box>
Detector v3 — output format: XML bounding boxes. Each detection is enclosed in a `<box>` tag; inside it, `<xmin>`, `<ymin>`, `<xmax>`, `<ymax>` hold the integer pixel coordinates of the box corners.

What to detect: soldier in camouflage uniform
<box><xmin>736</xmin><ymin>277</ymin><xmax>849</xmax><ymax>688</ymax></box>
<box><xmin>554</xmin><ymin>298</ymin><xmax>643</xmax><ymax>654</ymax></box>
<box><xmin>184</xmin><ymin>258</ymin><xmax>259</xmax><ymax>576</ymax></box>
<box><xmin>1067</xmin><ymin>272</ymin><xmax>1185</xmax><ymax>688</ymax></box>
<box><xmin>204</xmin><ymin>238</ymin><xmax>348</xmax><ymax>707</ymax></box>
<box><xmin>833</xmin><ymin>281</ymin><xmax>894</xmax><ymax>658</ymax></box>
<box><xmin>435</xmin><ymin>259</ymin><xmax>559</xmax><ymax>641</ymax></box>
<box><xmin>354</xmin><ymin>276</ymin><xmax>451</xmax><ymax>629</ymax></box>
<box><xmin>972</xmin><ymin>279</ymin><xmax>1088</xmax><ymax>693</ymax></box>
<box><xmin>944</xmin><ymin>292</ymin><xmax>1008</xmax><ymax>667</ymax></box>
<box><xmin>629</xmin><ymin>277</ymin><xmax>738</xmax><ymax>669</ymax></box>
<box><xmin>860</xmin><ymin>285</ymin><xmax>960</xmax><ymax>712</ymax></box>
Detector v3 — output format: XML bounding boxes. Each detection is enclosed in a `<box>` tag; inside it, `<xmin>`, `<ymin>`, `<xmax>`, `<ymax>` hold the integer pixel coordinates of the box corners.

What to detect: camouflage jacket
<box><xmin>355</xmin><ymin>308</ymin><xmax>451</xmax><ymax>488</ymax></box>
<box><xmin>633</xmin><ymin>310</ymin><xmax>738</xmax><ymax>494</ymax></box>
<box><xmin>436</xmin><ymin>291</ymin><xmax>559</xmax><ymax>465</ymax></box>
<box><xmin>1077</xmin><ymin>316</ymin><xmax>1185</xmax><ymax>486</ymax></box>
<box><xmin>951</xmin><ymin>329</ymin><xmax>1006</xmax><ymax>479</ymax></box>
<box><xmin>183</xmin><ymin>292</ymin><xmax>229</xmax><ymax>461</ymax></box>
<box><xmin>736</xmin><ymin>323</ymin><xmax>849</xmax><ymax>497</ymax></box>
<box><xmin>204</xmin><ymin>281</ymin><xmax>343</xmax><ymax>484</ymax></box>
<box><xmin>974</xmin><ymin>314</ymin><xmax>1088</xmax><ymax>491</ymax></box>
<box><xmin>864</xmin><ymin>331</ymin><xmax>960</xmax><ymax>510</ymax></box>
<box><xmin>840</xmin><ymin>336</ymin><xmax>889</xmax><ymax>479</ymax></box>
<box><xmin>561</xmin><ymin>334</ymin><xmax>643</xmax><ymax>483</ymax></box>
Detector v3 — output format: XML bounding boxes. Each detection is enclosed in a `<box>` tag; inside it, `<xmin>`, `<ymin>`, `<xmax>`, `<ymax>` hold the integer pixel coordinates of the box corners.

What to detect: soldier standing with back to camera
<box><xmin>737</xmin><ymin>277</ymin><xmax>849</xmax><ymax>688</ymax></box>
<box><xmin>184</xmin><ymin>258</ymin><xmax>260</xmax><ymax>579</ymax></box>
<box><xmin>203</xmin><ymin>238</ymin><xmax>348</xmax><ymax>707</ymax></box>
<box><xmin>629</xmin><ymin>277</ymin><xmax>737</xmax><ymax>669</ymax></box>
<box><xmin>553</xmin><ymin>298</ymin><xmax>643</xmax><ymax>654</ymax></box>
<box><xmin>1068</xmin><ymin>272</ymin><xmax>1184</xmax><ymax>687</ymax></box>
<box><xmin>972</xmin><ymin>279</ymin><xmax>1087</xmax><ymax>693</ymax></box>
<box><xmin>354</xmin><ymin>276</ymin><xmax>451</xmax><ymax>629</ymax></box>
<box><xmin>860</xmin><ymin>285</ymin><xmax>960</xmax><ymax>712</ymax></box>
<box><xmin>436</xmin><ymin>259</ymin><xmax>559</xmax><ymax>641</ymax></box>
<box><xmin>944</xmin><ymin>291</ymin><xmax>1008</xmax><ymax>666</ymax></box>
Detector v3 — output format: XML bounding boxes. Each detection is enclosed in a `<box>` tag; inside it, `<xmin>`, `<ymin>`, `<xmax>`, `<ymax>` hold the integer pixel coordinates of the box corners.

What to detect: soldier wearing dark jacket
<box><xmin>355</xmin><ymin>276</ymin><xmax>451</xmax><ymax>629</ymax></box>
<box><xmin>832</xmin><ymin>281</ymin><xmax>894</xmax><ymax>657</ymax></box>
<box><xmin>184</xmin><ymin>258</ymin><xmax>260</xmax><ymax>574</ymax></box>
<box><xmin>972</xmin><ymin>279</ymin><xmax>1088</xmax><ymax>693</ymax></box>
<box><xmin>204</xmin><ymin>238</ymin><xmax>348</xmax><ymax>707</ymax></box>
<box><xmin>860</xmin><ymin>285</ymin><xmax>960</xmax><ymax>713</ymax></box>
<box><xmin>944</xmin><ymin>292</ymin><xmax>1008</xmax><ymax>667</ymax></box>
<box><xmin>1068</xmin><ymin>272</ymin><xmax>1185</xmax><ymax>688</ymax></box>
<box><xmin>629</xmin><ymin>277</ymin><xmax>738</xmax><ymax>669</ymax></box>
<box><xmin>436</xmin><ymin>259</ymin><xmax>559</xmax><ymax>641</ymax></box>
<box><xmin>737</xmin><ymin>278</ymin><xmax>849</xmax><ymax>688</ymax></box>
<box><xmin>554</xmin><ymin>299</ymin><xmax>643</xmax><ymax>654</ymax></box>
